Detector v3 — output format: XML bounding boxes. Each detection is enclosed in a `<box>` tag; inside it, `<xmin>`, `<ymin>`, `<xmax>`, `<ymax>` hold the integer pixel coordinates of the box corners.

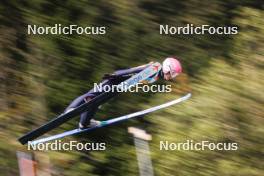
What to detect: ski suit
<box><xmin>65</xmin><ymin>63</ymin><xmax>160</xmax><ymax>127</ymax></box>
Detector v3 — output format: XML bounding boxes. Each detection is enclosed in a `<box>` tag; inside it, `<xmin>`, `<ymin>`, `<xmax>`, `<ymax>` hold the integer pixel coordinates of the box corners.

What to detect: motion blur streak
<box><xmin>0</xmin><ymin>1</ymin><xmax>263</xmax><ymax>176</ymax></box>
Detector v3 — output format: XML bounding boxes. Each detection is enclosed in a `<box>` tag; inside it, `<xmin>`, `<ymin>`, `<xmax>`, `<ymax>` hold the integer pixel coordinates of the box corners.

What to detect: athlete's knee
<box><xmin>84</xmin><ymin>96</ymin><xmax>93</xmax><ymax>102</ymax></box>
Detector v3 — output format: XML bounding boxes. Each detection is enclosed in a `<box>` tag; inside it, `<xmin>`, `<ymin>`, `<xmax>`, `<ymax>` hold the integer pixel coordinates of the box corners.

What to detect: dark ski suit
<box><xmin>65</xmin><ymin>64</ymin><xmax>155</xmax><ymax>127</ymax></box>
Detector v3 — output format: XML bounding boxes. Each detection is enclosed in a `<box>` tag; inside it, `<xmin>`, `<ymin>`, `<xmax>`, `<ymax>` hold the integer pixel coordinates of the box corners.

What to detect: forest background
<box><xmin>0</xmin><ymin>0</ymin><xmax>263</xmax><ymax>175</ymax></box>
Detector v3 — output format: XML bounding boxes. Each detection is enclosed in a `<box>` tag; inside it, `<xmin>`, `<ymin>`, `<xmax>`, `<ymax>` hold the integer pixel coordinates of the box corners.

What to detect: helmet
<box><xmin>162</xmin><ymin>57</ymin><xmax>182</xmax><ymax>78</ymax></box>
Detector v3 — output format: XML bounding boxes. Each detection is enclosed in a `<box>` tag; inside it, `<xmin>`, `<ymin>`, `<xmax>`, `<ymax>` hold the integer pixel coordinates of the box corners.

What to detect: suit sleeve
<box><xmin>114</xmin><ymin>63</ymin><xmax>151</xmax><ymax>77</ymax></box>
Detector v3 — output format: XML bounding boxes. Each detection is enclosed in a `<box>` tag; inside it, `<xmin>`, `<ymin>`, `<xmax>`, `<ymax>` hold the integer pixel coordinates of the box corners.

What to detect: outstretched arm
<box><xmin>113</xmin><ymin>62</ymin><xmax>154</xmax><ymax>77</ymax></box>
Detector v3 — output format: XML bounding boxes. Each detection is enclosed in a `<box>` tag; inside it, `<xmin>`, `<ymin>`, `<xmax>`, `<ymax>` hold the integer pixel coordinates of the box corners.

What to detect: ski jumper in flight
<box><xmin>65</xmin><ymin>57</ymin><xmax>182</xmax><ymax>129</ymax></box>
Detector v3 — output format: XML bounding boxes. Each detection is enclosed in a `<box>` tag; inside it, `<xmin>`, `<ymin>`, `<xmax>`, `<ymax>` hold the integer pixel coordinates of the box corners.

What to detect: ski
<box><xmin>18</xmin><ymin>63</ymin><xmax>161</xmax><ymax>145</ymax></box>
<box><xmin>28</xmin><ymin>93</ymin><xmax>191</xmax><ymax>145</ymax></box>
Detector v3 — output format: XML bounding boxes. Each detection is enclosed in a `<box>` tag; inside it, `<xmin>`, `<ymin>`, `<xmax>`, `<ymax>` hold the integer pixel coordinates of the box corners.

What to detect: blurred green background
<box><xmin>0</xmin><ymin>0</ymin><xmax>263</xmax><ymax>175</ymax></box>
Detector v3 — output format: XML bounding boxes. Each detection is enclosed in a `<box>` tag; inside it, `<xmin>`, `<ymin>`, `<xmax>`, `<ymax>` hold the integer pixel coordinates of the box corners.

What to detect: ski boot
<box><xmin>79</xmin><ymin>119</ymin><xmax>101</xmax><ymax>129</ymax></box>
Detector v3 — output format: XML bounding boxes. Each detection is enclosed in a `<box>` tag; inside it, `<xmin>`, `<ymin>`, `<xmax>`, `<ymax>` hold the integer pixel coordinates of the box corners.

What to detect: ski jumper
<box><xmin>65</xmin><ymin>63</ymin><xmax>161</xmax><ymax>127</ymax></box>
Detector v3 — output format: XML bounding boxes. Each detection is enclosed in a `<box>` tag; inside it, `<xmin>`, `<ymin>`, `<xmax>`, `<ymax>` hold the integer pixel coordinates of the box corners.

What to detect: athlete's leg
<box><xmin>65</xmin><ymin>94</ymin><xmax>87</xmax><ymax>112</ymax></box>
<box><xmin>78</xmin><ymin>92</ymin><xmax>116</xmax><ymax>128</ymax></box>
<box><xmin>79</xmin><ymin>103</ymin><xmax>99</xmax><ymax>128</ymax></box>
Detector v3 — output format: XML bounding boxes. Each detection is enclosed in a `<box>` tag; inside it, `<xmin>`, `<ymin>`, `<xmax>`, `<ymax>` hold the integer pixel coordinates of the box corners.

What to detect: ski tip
<box><xmin>186</xmin><ymin>93</ymin><xmax>191</xmax><ymax>98</ymax></box>
<box><xmin>181</xmin><ymin>93</ymin><xmax>191</xmax><ymax>100</ymax></box>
